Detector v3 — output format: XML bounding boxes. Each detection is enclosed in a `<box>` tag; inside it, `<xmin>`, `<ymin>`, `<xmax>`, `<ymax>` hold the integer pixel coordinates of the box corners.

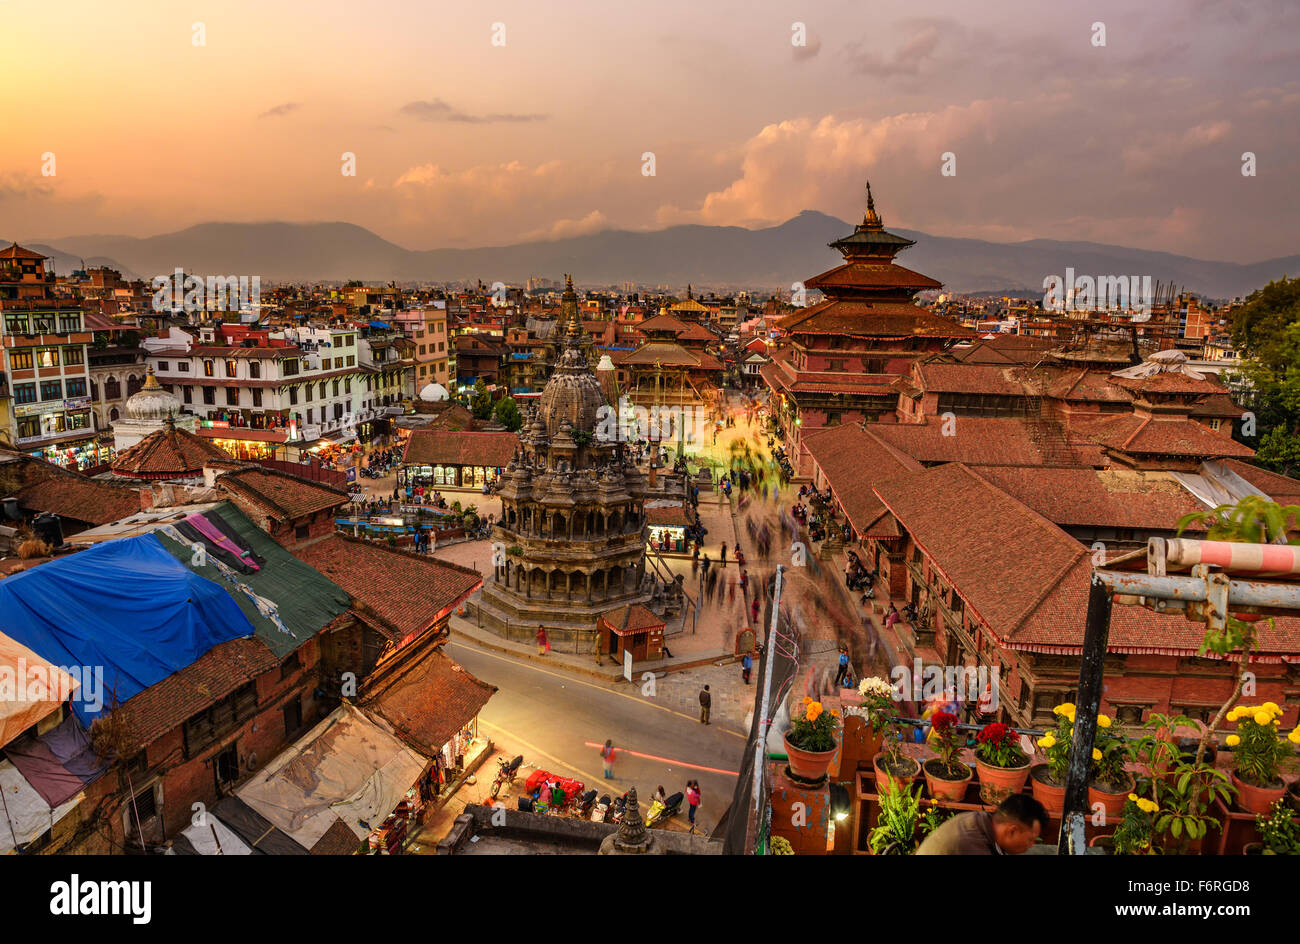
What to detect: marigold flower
<box><xmin>1288</xmin><ymin>728</ymin><xmax>1300</xmax><ymax>744</ymax></box>
<box><xmin>1097</xmin><ymin>714</ymin><xmax>1111</xmax><ymax>728</ymax></box>
<box><xmin>1254</xmin><ymin>710</ymin><xmax>1272</xmax><ymax>726</ymax></box>
<box><xmin>1038</xmin><ymin>735</ymin><xmax>1056</xmax><ymax>748</ymax></box>
<box><xmin>1137</xmin><ymin>798</ymin><xmax>1159</xmax><ymax>814</ymax></box>
<box><xmin>806</xmin><ymin>702</ymin><xmax>823</xmax><ymax>722</ymax></box>
<box><xmin>1262</xmin><ymin>702</ymin><xmax>1279</xmax><ymax>713</ymax></box>
<box><xmin>1128</xmin><ymin>793</ymin><xmax>1139</xmax><ymax>802</ymax></box>
<box><xmin>1225</xmin><ymin>734</ymin><xmax>1241</xmax><ymax>747</ymax></box>
<box><xmin>1091</xmin><ymin>748</ymin><xmax>1102</xmax><ymax>761</ymax></box>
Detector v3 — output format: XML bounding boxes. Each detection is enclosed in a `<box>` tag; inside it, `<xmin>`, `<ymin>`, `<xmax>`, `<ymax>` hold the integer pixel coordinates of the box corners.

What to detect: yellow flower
<box><xmin>1054</xmin><ymin>703</ymin><xmax>1076</xmax><ymax>716</ymax></box>
<box><xmin>1288</xmin><ymin>729</ymin><xmax>1300</xmax><ymax>745</ymax></box>
<box><xmin>1226</xmin><ymin>708</ymin><xmax>1240</xmax><ymax>722</ymax></box>
<box><xmin>806</xmin><ymin>702</ymin><xmax>823</xmax><ymax>722</ymax></box>
<box><xmin>1254</xmin><ymin>710</ymin><xmax>1272</xmax><ymax>726</ymax></box>
<box><xmin>1225</xmin><ymin>734</ymin><xmax>1240</xmax><ymax>747</ymax></box>
<box><xmin>1128</xmin><ymin>793</ymin><xmax>1139</xmax><ymax>802</ymax></box>
<box><xmin>1092</xmin><ymin>748</ymin><xmax>1102</xmax><ymax>762</ymax></box>
<box><xmin>1137</xmin><ymin>798</ymin><xmax>1160</xmax><ymax>814</ymax></box>
<box><xmin>1038</xmin><ymin>734</ymin><xmax>1056</xmax><ymax>748</ymax></box>
<box><xmin>1263</xmin><ymin>702</ymin><xmax>1280</xmax><ymax>713</ymax></box>
<box><xmin>1097</xmin><ymin>714</ymin><xmax>1111</xmax><ymax>728</ymax></box>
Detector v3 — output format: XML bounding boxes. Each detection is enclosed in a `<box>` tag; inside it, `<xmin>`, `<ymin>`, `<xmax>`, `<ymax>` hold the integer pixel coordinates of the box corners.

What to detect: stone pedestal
<box><xmin>768</xmin><ymin>764</ymin><xmax>830</xmax><ymax>855</ymax></box>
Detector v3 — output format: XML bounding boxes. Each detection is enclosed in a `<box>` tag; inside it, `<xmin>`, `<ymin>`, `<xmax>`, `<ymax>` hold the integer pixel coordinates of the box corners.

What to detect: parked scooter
<box><xmin>591</xmin><ymin>794</ymin><xmax>612</xmax><ymax>823</ymax></box>
<box><xmin>609</xmin><ymin>792</ymin><xmax>629</xmax><ymax>824</ymax></box>
<box><xmin>645</xmin><ymin>791</ymin><xmax>684</xmax><ymax>828</ymax></box>
<box><xmin>490</xmin><ymin>754</ymin><xmax>524</xmax><ymax>798</ymax></box>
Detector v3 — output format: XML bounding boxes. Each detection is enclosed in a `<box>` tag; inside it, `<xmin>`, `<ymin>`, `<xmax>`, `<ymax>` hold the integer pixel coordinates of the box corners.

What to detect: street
<box><xmin>444</xmin><ymin>636</ymin><xmax>748</xmax><ymax>835</ymax></box>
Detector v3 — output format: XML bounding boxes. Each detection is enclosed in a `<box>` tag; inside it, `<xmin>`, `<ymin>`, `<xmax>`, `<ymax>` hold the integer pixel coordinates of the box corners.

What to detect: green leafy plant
<box><xmin>769</xmin><ymin>836</ymin><xmax>794</xmax><ymax>855</ymax></box>
<box><xmin>1153</xmin><ymin>762</ymin><xmax>1235</xmax><ymax>853</ymax></box>
<box><xmin>1255</xmin><ymin>798</ymin><xmax>1300</xmax><ymax>854</ymax></box>
<box><xmin>868</xmin><ymin>782</ymin><xmax>922</xmax><ymax>855</ymax></box>
<box><xmin>855</xmin><ymin>676</ymin><xmax>896</xmax><ymax>736</ymax></box>
<box><xmin>927</xmin><ymin>711</ymin><xmax>965</xmax><ymax>778</ymax></box>
<box><xmin>918</xmin><ymin>800</ymin><xmax>952</xmax><ymax>839</ymax></box>
<box><xmin>1092</xmin><ymin>713</ymin><xmax>1133</xmax><ymax>790</ymax></box>
<box><xmin>1131</xmin><ymin>712</ymin><xmax>1199</xmax><ymax>809</ymax></box>
<box><xmin>1036</xmin><ymin>704</ymin><xmax>1076</xmax><ymax>783</ymax></box>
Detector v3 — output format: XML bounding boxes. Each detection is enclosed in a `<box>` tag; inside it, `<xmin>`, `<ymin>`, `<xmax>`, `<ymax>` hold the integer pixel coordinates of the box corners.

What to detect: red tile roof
<box><xmin>15</xmin><ymin>475</ymin><xmax>142</xmax><ymax>525</ymax></box>
<box><xmin>1219</xmin><ymin>460</ymin><xmax>1300</xmax><ymax>504</ymax></box>
<box><xmin>968</xmin><ymin>466</ymin><xmax>1208</xmax><ymax>531</ymax></box>
<box><xmin>775</xmin><ymin>300</ymin><xmax>973</xmax><ymax>338</ymax></box>
<box><xmin>213</xmin><ymin>465</ymin><xmax>349</xmax><ymax>522</ymax></box>
<box><xmin>914</xmin><ymin>363</ymin><xmax>1031</xmax><ymax>397</ymax></box>
<box><xmin>361</xmin><ymin>646</ymin><xmax>496</xmax><ymax>755</ymax></box>
<box><xmin>866</xmin><ymin>417</ymin><xmax>1096</xmax><ymax>467</ymax></box>
<box><xmin>0</xmin><ymin>243</ymin><xmax>46</xmax><ymax>261</ymax></box>
<box><xmin>1070</xmin><ymin>414</ymin><xmax>1255</xmax><ymax>458</ymax></box>
<box><xmin>804</xmin><ymin>423</ymin><xmax>921</xmax><ymax>534</ymax></box>
<box><xmin>292</xmin><ymin>535</ymin><xmax>483</xmax><ymax>639</ymax></box>
<box><xmin>112</xmin><ymin>428</ymin><xmax>231</xmax><ymax>479</ymax></box>
<box><xmin>599</xmin><ymin>603</ymin><xmax>666</xmax><ymax>635</ymax></box>
<box><xmin>402</xmin><ymin>429</ymin><xmax>519</xmax><ymax>468</ymax></box>
<box><xmin>803</xmin><ymin>261</ymin><xmax>942</xmax><ymax>293</ymax></box>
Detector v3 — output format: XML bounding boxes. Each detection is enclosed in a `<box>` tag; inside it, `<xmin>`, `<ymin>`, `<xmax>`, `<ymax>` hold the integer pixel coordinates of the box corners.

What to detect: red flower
<box><xmin>977</xmin><ymin>722</ymin><xmax>1014</xmax><ymax>746</ymax></box>
<box><xmin>932</xmin><ymin>711</ymin><xmax>958</xmax><ymax>733</ymax></box>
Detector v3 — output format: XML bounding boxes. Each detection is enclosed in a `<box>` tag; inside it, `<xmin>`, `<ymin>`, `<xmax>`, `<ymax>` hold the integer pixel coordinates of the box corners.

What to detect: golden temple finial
<box><xmin>863</xmin><ymin>180</ymin><xmax>882</xmax><ymax>229</ymax></box>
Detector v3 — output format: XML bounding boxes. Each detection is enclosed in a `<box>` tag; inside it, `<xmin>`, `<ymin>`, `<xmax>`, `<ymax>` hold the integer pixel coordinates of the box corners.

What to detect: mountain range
<box><xmin>14</xmin><ymin>211</ymin><xmax>1296</xmax><ymax>299</ymax></box>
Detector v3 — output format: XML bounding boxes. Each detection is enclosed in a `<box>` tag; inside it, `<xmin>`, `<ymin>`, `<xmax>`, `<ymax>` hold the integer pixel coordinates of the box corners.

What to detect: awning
<box><xmin>3</xmin><ymin>712</ymin><xmax>110</xmax><ymax>807</ymax></box>
<box><xmin>174</xmin><ymin>813</ymin><xmax>253</xmax><ymax>855</ymax></box>
<box><xmin>235</xmin><ymin>703</ymin><xmax>428</xmax><ymax>852</ymax></box>
<box><xmin>0</xmin><ymin>633</ymin><xmax>78</xmax><ymax>749</ymax></box>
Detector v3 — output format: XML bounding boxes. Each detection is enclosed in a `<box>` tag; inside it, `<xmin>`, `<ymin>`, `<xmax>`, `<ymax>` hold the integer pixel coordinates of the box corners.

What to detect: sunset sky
<box><xmin>3</xmin><ymin>0</ymin><xmax>1297</xmax><ymax>261</ymax></box>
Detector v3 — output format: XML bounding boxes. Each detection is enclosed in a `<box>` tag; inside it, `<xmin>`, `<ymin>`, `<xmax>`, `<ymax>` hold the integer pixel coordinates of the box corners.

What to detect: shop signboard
<box><xmin>64</xmin><ymin>396</ymin><xmax>92</xmax><ymax>411</ymax></box>
<box><xmin>14</xmin><ymin>400</ymin><xmax>64</xmax><ymax>418</ymax></box>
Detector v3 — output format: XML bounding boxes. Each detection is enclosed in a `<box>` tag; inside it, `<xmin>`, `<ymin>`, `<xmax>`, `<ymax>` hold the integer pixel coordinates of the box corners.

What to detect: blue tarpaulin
<box><xmin>0</xmin><ymin>534</ymin><xmax>255</xmax><ymax>724</ymax></box>
<box><xmin>368</xmin><ymin>320</ymin><xmax>392</xmax><ymax>329</ymax></box>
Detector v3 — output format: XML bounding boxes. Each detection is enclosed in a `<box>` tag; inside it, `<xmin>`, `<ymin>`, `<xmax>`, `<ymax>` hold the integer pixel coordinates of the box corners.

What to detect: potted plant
<box><xmin>872</xmin><ymin>715</ymin><xmax>920</xmax><ymax>794</ymax></box>
<box><xmin>1089</xmin><ymin>713</ymin><xmax>1135</xmax><ymax>820</ymax></box>
<box><xmin>1092</xmin><ymin>795</ymin><xmax>1158</xmax><ymax>854</ymax></box>
<box><xmin>1152</xmin><ymin>761</ymin><xmax>1235</xmax><ymax>855</ymax></box>
<box><xmin>1252</xmin><ymin>798</ymin><xmax>1300</xmax><ymax>855</ymax></box>
<box><xmin>783</xmin><ymin>698</ymin><xmax>840</xmax><ymax>782</ymax></box>
<box><xmin>868</xmin><ymin>782</ymin><xmax>923</xmax><ymax>855</ymax></box>
<box><xmin>974</xmin><ymin>722</ymin><xmax>1031</xmax><ymax>805</ymax></box>
<box><xmin>846</xmin><ymin>676</ymin><xmax>896</xmax><ymax>760</ymax></box>
<box><xmin>1224</xmin><ymin>702</ymin><xmax>1293</xmax><ymax>814</ymax></box>
<box><xmin>1031</xmin><ymin>703</ymin><xmax>1075</xmax><ymax>815</ymax></box>
<box><xmin>922</xmin><ymin>711</ymin><xmax>972</xmax><ymax>801</ymax></box>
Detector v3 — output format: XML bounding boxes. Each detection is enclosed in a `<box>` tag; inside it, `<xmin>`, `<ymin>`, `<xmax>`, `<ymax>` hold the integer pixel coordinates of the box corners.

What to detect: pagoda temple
<box><xmin>476</xmin><ymin>276</ymin><xmax>657</xmax><ymax>649</ymax></box>
<box><xmin>761</xmin><ymin>183</ymin><xmax>973</xmax><ymax>474</ymax></box>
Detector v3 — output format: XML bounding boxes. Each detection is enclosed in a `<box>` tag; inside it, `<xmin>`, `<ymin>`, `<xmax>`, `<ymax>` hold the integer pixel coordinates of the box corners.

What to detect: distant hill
<box><xmin>24</xmin><ymin>213</ymin><xmax>1298</xmax><ymax>298</ymax></box>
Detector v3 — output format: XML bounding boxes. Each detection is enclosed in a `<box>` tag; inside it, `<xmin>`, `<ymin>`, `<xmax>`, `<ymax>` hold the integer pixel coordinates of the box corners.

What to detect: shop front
<box><xmin>400</xmin><ymin>462</ymin><xmax>501</xmax><ymax>489</ymax></box>
<box><xmin>16</xmin><ymin>398</ymin><xmax>100</xmax><ymax>470</ymax></box>
<box><xmin>645</xmin><ymin>501</ymin><xmax>691</xmax><ymax>554</ymax></box>
<box><xmin>199</xmin><ymin>423</ymin><xmax>289</xmax><ymax>461</ymax></box>
<box><xmin>599</xmin><ymin>604</ymin><xmax>666</xmax><ymax>664</ymax></box>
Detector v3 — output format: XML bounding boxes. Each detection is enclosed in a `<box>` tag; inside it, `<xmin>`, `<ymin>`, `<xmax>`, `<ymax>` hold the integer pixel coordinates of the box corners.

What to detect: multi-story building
<box><xmin>395</xmin><ymin>305</ymin><xmax>453</xmax><ymax>392</ymax></box>
<box><xmin>0</xmin><ymin>244</ymin><xmax>98</xmax><ymax>468</ymax></box>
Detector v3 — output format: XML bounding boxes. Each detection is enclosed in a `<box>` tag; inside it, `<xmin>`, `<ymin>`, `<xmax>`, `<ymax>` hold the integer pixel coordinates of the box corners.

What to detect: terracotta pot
<box><xmin>975</xmin><ymin>758</ymin><xmax>1031</xmax><ymax>805</ymax></box>
<box><xmin>1030</xmin><ymin>765</ymin><xmax>1066</xmax><ymax>816</ymax></box>
<box><xmin>840</xmin><ymin>716</ymin><xmax>884</xmax><ymax>772</ymax></box>
<box><xmin>783</xmin><ymin>732</ymin><xmax>837</xmax><ymax>782</ymax></box>
<box><xmin>923</xmin><ymin>758</ymin><xmax>972</xmax><ymax>802</ymax></box>
<box><xmin>1232</xmin><ymin>772</ymin><xmax>1287</xmax><ymax>816</ymax></box>
<box><xmin>1088</xmin><ymin>775</ymin><xmax>1135</xmax><ymax>823</ymax></box>
<box><xmin>1284</xmin><ymin>780</ymin><xmax>1300</xmax><ymax>815</ymax></box>
<box><xmin>873</xmin><ymin>752</ymin><xmax>920</xmax><ymax>794</ymax></box>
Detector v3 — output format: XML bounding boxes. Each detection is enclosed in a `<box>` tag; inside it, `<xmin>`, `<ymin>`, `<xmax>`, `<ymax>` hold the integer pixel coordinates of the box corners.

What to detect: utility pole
<box><xmin>752</xmin><ymin>564</ymin><xmax>785</xmax><ymax>842</ymax></box>
<box><xmin>1058</xmin><ymin>575</ymin><xmax>1112</xmax><ymax>854</ymax></box>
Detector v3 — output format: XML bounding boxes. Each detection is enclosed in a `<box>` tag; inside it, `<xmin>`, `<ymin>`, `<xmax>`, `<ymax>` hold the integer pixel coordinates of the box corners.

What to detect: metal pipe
<box><xmin>1059</xmin><ymin>576</ymin><xmax>1113</xmax><ymax>855</ymax></box>
<box><xmin>1156</xmin><ymin>537</ymin><xmax>1300</xmax><ymax>576</ymax></box>
<box><xmin>1094</xmin><ymin>569</ymin><xmax>1300</xmax><ymax>611</ymax></box>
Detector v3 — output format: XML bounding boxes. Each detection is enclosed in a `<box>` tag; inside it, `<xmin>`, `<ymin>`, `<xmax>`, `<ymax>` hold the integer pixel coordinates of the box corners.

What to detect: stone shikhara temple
<box><xmin>477</xmin><ymin>276</ymin><xmax>678</xmax><ymax>651</ymax></box>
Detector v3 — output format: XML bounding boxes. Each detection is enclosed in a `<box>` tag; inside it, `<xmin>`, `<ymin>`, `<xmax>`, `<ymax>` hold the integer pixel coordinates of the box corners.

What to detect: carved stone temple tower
<box><xmin>475</xmin><ymin>275</ymin><xmax>652</xmax><ymax>648</ymax></box>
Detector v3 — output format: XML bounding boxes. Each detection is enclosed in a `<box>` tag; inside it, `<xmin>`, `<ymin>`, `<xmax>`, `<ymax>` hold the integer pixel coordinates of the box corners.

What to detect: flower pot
<box><xmin>840</xmin><ymin>715</ymin><xmax>883</xmax><ymax>772</ymax></box>
<box><xmin>1242</xmin><ymin>842</ymin><xmax>1264</xmax><ymax>855</ymax></box>
<box><xmin>1089</xmin><ymin>835</ymin><xmax>1114</xmax><ymax>853</ymax></box>
<box><xmin>783</xmin><ymin>732</ymin><xmax>837</xmax><ymax>782</ymax></box>
<box><xmin>873</xmin><ymin>752</ymin><xmax>920</xmax><ymax>794</ymax></box>
<box><xmin>1231</xmin><ymin>772</ymin><xmax>1287</xmax><ymax>816</ymax></box>
<box><xmin>1088</xmin><ymin>774</ymin><xmax>1135</xmax><ymax>823</ymax></box>
<box><xmin>1030</xmin><ymin>765</ymin><xmax>1066</xmax><ymax>816</ymax></box>
<box><xmin>1286</xmin><ymin>780</ymin><xmax>1300</xmax><ymax>815</ymax></box>
<box><xmin>923</xmin><ymin>758</ymin><xmax>972</xmax><ymax>802</ymax></box>
<box><xmin>975</xmin><ymin>758</ymin><xmax>1031</xmax><ymax>805</ymax></box>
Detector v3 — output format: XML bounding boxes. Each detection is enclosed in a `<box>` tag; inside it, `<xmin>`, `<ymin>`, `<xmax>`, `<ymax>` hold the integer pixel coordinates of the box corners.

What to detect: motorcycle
<box><xmin>490</xmin><ymin>754</ymin><xmax>524</xmax><ymax>799</ymax></box>
<box><xmin>645</xmin><ymin>791</ymin><xmax>684</xmax><ymax>828</ymax></box>
<box><xmin>609</xmin><ymin>792</ymin><xmax>628</xmax><ymax>824</ymax></box>
<box><xmin>590</xmin><ymin>793</ymin><xmax>612</xmax><ymax>823</ymax></box>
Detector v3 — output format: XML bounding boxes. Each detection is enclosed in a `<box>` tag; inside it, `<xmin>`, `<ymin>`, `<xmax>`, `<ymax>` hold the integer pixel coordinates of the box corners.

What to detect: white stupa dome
<box><xmin>596</xmin><ymin>354</ymin><xmax>615</xmax><ymax>371</ymax></box>
<box><xmin>126</xmin><ymin>367</ymin><xmax>181</xmax><ymax>422</ymax></box>
<box><xmin>419</xmin><ymin>382</ymin><xmax>449</xmax><ymax>402</ymax></box>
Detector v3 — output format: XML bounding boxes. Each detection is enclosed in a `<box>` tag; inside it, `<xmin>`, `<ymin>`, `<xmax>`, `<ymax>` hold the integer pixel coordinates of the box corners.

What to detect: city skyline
<box><xmin>3</xmin><ymin>0</ymin><xmax>1298</xmax><ymax>261</ymax></box>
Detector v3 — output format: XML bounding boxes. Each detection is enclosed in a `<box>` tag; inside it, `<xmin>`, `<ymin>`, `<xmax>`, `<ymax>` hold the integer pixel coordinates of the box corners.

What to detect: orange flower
<box><xmin>806</xmin><ymin>702</ymin><xmax>823</xmax><ymax>722</ymax></box>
